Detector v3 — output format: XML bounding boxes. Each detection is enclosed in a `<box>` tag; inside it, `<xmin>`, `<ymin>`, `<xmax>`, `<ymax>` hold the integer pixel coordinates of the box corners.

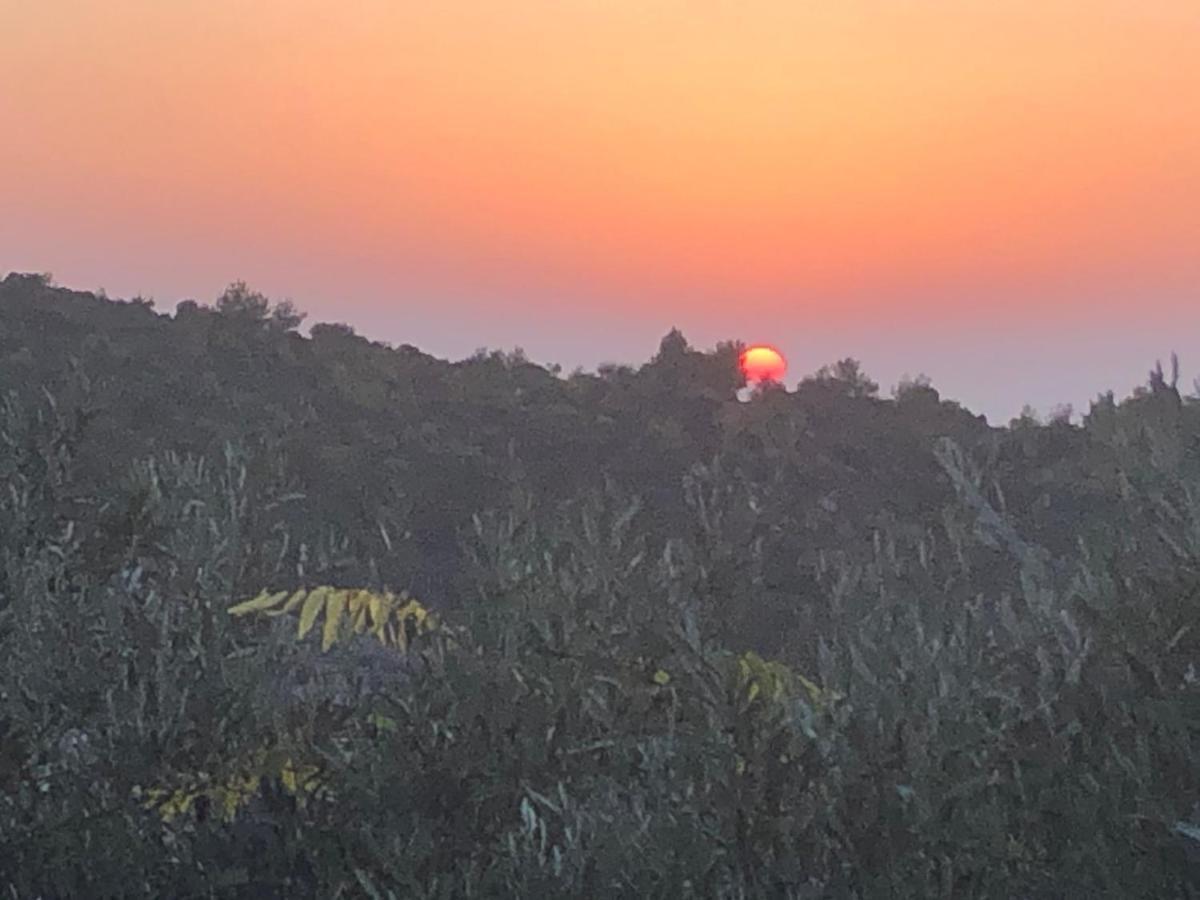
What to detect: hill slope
<box><xmin>4</xmin><ymin>272</ymin><xmax>1200</xmax><ymax>896</ymax></box>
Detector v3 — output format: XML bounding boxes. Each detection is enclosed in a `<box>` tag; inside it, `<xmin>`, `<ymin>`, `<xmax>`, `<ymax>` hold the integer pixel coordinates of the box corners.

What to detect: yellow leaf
<box><xmin>220</xmin><ymin>787</ymin><xmax>240</xmax><ymax>821</ymax></box>
<box><xmin>322</xmin><ymin>591</ymin><xmax>346</xmax><ymax>651</ymax></box>
<box><xmin>368</xmin><ymin>593</ymin><xmax>387</xmax><ymax>635</ymax></box>
<box><xmin>159</xmin><ymin>789</ymin><xmax>194</xmax><ymax>822</ymax></box>
<box><xmin>368</xmin><ymin>712</ymin><xmax>398</xmax><ymax>733</ymax></box>
<box><xmin>796</xmin><ymin>673</ymin><xmax>827</xmax><ymax>706</ymax></box>
<box><xmin>769</xmin><ymin>677</ymin><xmax>784</xmax><ymax>702</ymax></box>
<box><xmin>227</xmin><ymin>589</ymin><xmax>288</xmax><ymax>616</ymax></box>
<box><xmin>265</xmin><ymin>588</ymin><xmax>307</xmax><ymax>617</ymax></box>
<box><xmin>652</xmin><ymin>669</ymin><xmax>671</xmax><ymax>686</ymax></box>
<box><xmin>351</xmin><ymin>594</ymin><xmax>370</xmax><ymax>633</ymax></box>
<box><xmin>298</xmin><ymin>588</ymin><xmax>327</xmax><ymax>640</ymax></box>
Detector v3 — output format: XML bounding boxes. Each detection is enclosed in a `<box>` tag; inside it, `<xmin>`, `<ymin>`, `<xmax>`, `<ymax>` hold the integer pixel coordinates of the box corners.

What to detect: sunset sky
<box><xmin>3</xmin><ymin>1</ymin><xmax>1198</xmax><ymax>420</ymax></box>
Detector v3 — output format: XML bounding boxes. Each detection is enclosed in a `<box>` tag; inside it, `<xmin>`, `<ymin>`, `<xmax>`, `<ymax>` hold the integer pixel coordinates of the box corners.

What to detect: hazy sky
<box><xmin>3</xmin><ymin>1</ymin><xmax>1198</xmax><ymax>420</ymax></box>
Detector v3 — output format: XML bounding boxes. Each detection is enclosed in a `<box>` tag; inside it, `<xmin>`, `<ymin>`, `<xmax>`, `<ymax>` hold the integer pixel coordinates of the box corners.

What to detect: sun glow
<box><xmin>740</xmin><ymin>345</ymin><xmax>787</xmax><ymax>385</ymax></box>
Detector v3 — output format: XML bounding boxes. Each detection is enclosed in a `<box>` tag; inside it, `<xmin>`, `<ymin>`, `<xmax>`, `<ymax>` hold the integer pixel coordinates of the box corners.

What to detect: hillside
<box><xmin>3</xmin><ymin>272</ymin><xmax>1200</xmax><ymax>896</ymax></box>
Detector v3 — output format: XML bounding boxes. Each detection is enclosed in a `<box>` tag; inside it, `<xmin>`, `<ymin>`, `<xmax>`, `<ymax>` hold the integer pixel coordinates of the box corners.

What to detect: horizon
<box><xmin>3</xmin><ymin>1</ymin><xmax>1197</xmax><ymax>421</ymax></box>
<box><xmin>5</xmin><ymin>269</ymin><xmax>1193</xmax><ymax>425</ymax></box>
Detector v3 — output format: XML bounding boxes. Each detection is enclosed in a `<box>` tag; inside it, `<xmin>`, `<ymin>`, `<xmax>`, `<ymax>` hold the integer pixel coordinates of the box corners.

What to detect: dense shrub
<box><xmin>3</xmin><ymin>276</ymin><xmax>1200</xmax><ymax>896</ymax></box>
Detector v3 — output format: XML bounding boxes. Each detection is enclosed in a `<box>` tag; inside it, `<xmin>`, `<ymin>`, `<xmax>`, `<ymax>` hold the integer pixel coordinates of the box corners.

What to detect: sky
<box><xmin>2</xmin><ymin>0</ymin><xmax>1198</xmax><ymax>421</ymax></box>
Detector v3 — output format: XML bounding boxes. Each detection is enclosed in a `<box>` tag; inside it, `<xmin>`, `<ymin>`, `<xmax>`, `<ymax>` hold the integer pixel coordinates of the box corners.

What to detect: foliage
<box><xmin>3</xmin><ymin>273</ymin><xmax>1200</xmax><ymax>896</ymax></box>
<box><xmin>140</xmin><ymin>749</ymin><xmax>324</xmax><ymax>824</ymax></box>
<box><xmin>228</xmin><ymin>586</ymin><xmax>437</xmax><ymax>652</ymax></box>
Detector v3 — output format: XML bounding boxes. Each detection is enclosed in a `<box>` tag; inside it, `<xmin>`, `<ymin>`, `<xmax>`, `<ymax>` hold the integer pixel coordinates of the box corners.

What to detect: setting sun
<box><xmin>740</xmin><ymin>345</ymin><xmax>787</xmax><ymax>384</ymax></box>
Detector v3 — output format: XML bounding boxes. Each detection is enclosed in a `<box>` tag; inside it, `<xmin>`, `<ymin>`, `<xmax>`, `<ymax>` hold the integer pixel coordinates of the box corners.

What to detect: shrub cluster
<box><xmin>2</xmin><ymin>276</ymin><xmax>1200</xmax><ymax>896</ymax></box>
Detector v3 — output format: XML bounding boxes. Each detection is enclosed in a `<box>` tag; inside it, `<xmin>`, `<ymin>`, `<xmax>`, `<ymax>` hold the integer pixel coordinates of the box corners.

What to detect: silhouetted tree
<box><xmin>216</xmin><ymin>281</ymin><xmax>305</xmax><ymax>331</ymax></box>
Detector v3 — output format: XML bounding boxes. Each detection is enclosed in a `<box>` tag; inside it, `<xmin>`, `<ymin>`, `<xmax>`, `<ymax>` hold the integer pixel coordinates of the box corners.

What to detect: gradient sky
<box><xmin>3</xmin><ymin>1</ymin><xmax>1198</xmax><ymax>420</ymax></box>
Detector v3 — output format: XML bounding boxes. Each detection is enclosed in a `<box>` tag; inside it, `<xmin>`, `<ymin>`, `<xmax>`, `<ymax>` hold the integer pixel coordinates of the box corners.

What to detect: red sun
<box><xmin>740</xmin><ymin>345</ymin><xmax>787</xmax><ymax>384</ymax></box>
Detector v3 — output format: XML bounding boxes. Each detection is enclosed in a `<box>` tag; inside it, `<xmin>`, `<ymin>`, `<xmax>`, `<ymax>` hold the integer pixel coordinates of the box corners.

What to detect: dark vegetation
<box><xmin>3</xmin><ymin>270</ymin><xmax>1200</xmax><ymax>897</ymax></box>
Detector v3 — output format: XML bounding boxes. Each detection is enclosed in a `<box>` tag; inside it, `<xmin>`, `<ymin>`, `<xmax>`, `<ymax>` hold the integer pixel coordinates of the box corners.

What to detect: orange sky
<box><xmin>2</xmin><ymin>1</ymin><xmax>1199</xmax><ymax>417</ymax></box>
